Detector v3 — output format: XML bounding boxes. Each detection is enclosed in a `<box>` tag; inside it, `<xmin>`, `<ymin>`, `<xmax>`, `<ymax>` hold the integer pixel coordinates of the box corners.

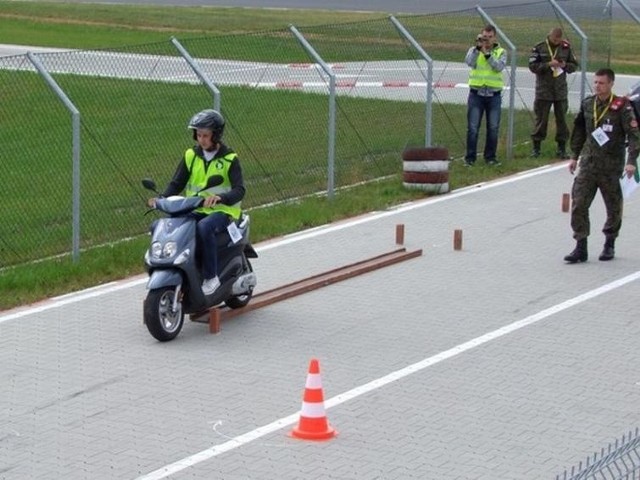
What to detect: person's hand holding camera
<box><xmin>475</xmin><ymin>35</ymin><xmax>483</xmax><ymax>51</ymax></box>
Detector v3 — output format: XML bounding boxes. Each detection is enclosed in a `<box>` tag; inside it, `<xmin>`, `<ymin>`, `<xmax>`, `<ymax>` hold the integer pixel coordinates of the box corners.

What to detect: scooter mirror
<box><xmin>142</xmin><ymin>178</ymin><xmax>158</xmax><ymax>192</ymax></box>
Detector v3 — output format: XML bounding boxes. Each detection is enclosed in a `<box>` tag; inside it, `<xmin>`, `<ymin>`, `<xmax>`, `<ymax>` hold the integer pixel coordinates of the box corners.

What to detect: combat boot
<box><xmin>556</xmin><ymin>141</ymin><xmax>568</xmax><ymax>159</ymax></box>
<box><xmin>564</xmin><ymin>238</ymin><xmax>588</xmax><ymax>263</ymax></box>
<box><xmin>598</xmin><ymin>237</ymin><xmax>615</xmax><ymax>261</ymax></box>
<box><xmin>530</xmin><ymin>140</ymin><xmax>541</xmax><ymax>158</ymax></box>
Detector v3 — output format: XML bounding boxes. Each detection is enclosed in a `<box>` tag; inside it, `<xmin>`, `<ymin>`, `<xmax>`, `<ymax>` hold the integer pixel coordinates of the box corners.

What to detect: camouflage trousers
<box><xmin>531</xmin><ymin>98</ymin><xmax>569</xmax><ymax>143</ymax></box>
<box><xmin>570</xmin><ymin>167</ymin><xmax>623</xmax><ymax>240</ymax></box>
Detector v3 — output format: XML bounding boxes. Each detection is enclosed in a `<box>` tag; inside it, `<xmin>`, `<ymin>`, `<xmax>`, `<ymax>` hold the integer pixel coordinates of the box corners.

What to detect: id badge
<box><xmin>591</xmin><ymin>127</ymin><xmax>610</xmax><ymax>146</ymax></box>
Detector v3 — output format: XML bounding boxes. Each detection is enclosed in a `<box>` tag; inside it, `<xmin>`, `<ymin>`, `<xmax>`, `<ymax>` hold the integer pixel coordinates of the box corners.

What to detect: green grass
<box><xmin>0</xmin><ymin>2</ymin><xmax>388</xmax><ymax>49</ymax></box>
<box><xmin>1</xmin><ymin>64</ymin><xmax>532</xmax><ymax>266</ymax></box>
<box><xmin>2</xmin><ymin>1</ymin><xmax>639</xmax><ymax>71</ymax></box>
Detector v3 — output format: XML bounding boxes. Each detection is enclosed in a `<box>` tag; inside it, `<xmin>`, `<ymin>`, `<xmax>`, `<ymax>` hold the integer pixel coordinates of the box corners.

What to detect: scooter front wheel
<box><xmin>143</xmin><ymin>286</ymin><xmax>184</xmax><ymax>341</ymax></box>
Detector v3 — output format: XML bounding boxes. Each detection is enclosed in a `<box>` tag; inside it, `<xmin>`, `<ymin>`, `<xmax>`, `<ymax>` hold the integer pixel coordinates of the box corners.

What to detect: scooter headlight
<box><xmin>162</xmin><ymin>241</ymin><xmax>177</xmax><ymax>258</ymax></box>
<box><xmin>151</xmin><ymin>242</ymin><xmax>162</xmax><ymax>259</ymax></box>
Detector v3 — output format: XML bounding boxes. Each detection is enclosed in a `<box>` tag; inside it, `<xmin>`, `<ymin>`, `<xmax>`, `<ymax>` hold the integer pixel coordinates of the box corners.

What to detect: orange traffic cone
<box><xmin>289</xmin><ymin>358</ymin><xmax>337</xmax><ymax>441</ymax></box>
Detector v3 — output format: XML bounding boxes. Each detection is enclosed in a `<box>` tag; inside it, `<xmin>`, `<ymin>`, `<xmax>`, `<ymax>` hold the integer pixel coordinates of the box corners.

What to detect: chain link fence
<box><xmin>556</xmin><ymin>427</ymin><xmax>640</xmax><ymax>479</ymax></box>
<box><xmin>1</xmin><ymin>0</ymin><xmax>640</xmax><ymax>267</ymax></box>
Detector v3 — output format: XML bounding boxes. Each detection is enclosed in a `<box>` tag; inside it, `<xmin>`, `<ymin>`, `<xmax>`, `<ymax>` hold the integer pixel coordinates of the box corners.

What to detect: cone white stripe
<box><xmin>299</xmin><ymin>401</ymin><xmax>327</xmax><ymax>418</ymax></box>
<box><xmin>305</xmin><ymin>373</ymin><xmax>323</xmax><ymax>389</ymax></box>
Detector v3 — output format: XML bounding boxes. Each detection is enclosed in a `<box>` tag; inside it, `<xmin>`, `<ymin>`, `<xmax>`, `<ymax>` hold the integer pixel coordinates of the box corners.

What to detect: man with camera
<box><xmin>464</xmin><ymin>24</ymin><xmax>507</xmax><ymax>167</ymax></box>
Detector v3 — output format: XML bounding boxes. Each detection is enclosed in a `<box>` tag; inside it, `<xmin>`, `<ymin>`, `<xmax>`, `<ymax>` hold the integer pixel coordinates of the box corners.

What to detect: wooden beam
<box><xmin>191</xmin><ymin>247</ymin><xmax>422</xmax><ymax>333</ymax></box>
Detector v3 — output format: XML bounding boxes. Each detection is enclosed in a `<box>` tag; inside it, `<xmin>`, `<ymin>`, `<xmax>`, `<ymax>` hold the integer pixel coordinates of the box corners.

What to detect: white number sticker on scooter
<box><xmin>227</xmin><ymin>221</ymin><xmax>242</xmax><ymax>244</ymax></box>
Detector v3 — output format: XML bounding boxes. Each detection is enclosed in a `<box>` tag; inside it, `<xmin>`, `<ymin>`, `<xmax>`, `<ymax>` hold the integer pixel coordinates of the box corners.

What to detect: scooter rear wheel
<box><xmin>144</xmin><ymin>286</ymin><xmax>184</xmax><ymax>341</ymax></box>
<box><xmin>225</xmin><ymin>259</ymin><xmax>254</xmax><ymax>309</ymax></box>
<box><xmin>225</xmin><ymin>289</ymin><xmax>253</xmax><ymax>309</ymax></box>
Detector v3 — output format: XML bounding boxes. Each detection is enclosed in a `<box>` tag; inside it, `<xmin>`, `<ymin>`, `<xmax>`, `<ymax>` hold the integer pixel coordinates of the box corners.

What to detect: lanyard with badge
<box><xmin>545</xmin><ymin>38</ymin><xmax>560</xmax><ymax>77</ymax></box>
<box><xmin>592</xmin><ymin>93</ymin><xmax>613</xmax><ymax>147</ymax></box>
<box><xmin>546</xmin><ymin>39</ymin><xmax>562</xmax><ymax>77</ymax></box>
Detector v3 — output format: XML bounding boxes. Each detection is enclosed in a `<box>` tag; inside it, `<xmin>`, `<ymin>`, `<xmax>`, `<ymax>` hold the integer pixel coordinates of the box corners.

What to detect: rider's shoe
<box><xmin>202</xmin><ymin>276</ymin><xmax>221</xmax><ymax>295</ymax></box>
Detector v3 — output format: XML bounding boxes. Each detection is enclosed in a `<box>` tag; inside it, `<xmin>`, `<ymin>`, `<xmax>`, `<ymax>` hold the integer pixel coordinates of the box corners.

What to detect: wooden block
<box><xmin>562</xmin><ymin>193</ymin><xmax>570</xmax><ymax>212</ymax></box>
<box><xmin>395</xmin><ymin>224</ymin><xmax>405</xmax><ymax>245</ymax></box>
<box><xmin>209</xmin><ymin>308</ymin><xmax>221</xmax><ymax>334</ymax></box>
<box><xmin>453</xmin><ymin>229</ymin><xmax>463</xmax><ymax>251</ymax></box>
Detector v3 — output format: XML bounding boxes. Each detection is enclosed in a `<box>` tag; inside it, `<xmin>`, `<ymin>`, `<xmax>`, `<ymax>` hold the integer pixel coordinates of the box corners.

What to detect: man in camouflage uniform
<box><xmin>564</xmin><ymin>68</ymin><xmax>639</xmax><ymax>263</ymax></box>
<box><xmin>528</xmin><ymin>28</ymin><xmax>578</xmax><ymax>159</ymax></box>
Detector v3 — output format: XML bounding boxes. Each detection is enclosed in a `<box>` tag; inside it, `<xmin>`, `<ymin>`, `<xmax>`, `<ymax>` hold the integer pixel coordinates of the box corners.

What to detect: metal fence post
<box><xmin>289</xmin><ymin>24</ymin><xmax>336</xmax><ymax>200</ymax></box>
<box><xmin>171</xmin><ymin>37</ymin><xmax>221</xmax><ymax>112</ymax></box>
<box><xmin>27</xmin><ymin>52</ymin><xmax>82</xmax><ymax>263</ymax></box>
<box><xmin>616</xmin><ymin>0</ymin><xmax>640</xmax><ymax>23</ymax></box>
<box><xmin>549</xmin><ymin>0</ymin><xmax>589</xmax><ymax>101</ymax></box>
<box><xmin>389</xmin><ymin>15</ymin><xmax>433</xmax><ymax>147</ymax></box>
<box><xmin>476</xmin><ymin>7</ymin><xmax>516</xmax><ymax>161</ymax></box>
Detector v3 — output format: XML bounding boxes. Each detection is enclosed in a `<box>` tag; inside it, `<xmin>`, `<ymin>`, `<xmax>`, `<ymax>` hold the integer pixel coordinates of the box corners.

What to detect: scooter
<box><xmin>141</xmin><ymin>178</ymin><xmax>258</xmax><ymax>341</ymax></box>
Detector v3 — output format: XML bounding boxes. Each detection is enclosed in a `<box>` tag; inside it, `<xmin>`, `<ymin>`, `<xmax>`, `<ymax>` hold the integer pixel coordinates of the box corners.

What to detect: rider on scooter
<box><xmin>147</xmin><ymin>109</ymin><xmax>246</xmax><ymax>296</ymax></box>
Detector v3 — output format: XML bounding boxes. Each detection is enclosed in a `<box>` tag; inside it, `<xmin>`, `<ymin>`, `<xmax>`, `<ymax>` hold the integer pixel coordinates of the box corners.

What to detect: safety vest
<box><xmin>184</xmin><ymin>148</ymin><xmax>242</xmax><ymax>219</ymax></box>
<box><xmin>468</xmin><ymin>47</ymin><xmax>505</xmax><ymax>90</ymax></box>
